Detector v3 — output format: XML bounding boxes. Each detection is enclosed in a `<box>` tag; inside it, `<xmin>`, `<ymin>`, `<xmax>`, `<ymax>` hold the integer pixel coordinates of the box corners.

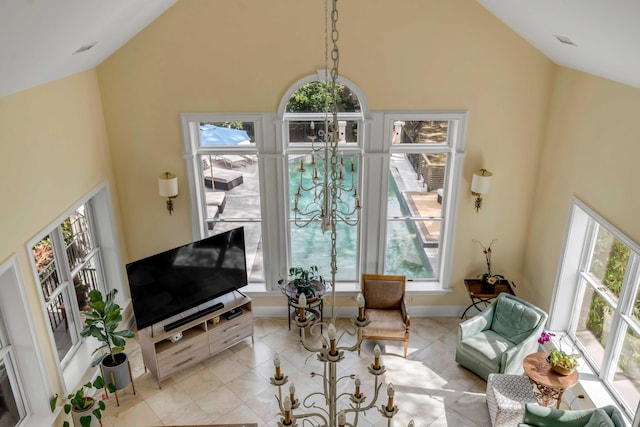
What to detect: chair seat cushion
<box><xmin>459</xmin><ymin>330</ymin><xmax>514</xmax><ymax>371</ymax></box>
<box><xmin>362</xmin><ymin>309</ymin><xmax>407</xmax><ymax>339</ymax></box>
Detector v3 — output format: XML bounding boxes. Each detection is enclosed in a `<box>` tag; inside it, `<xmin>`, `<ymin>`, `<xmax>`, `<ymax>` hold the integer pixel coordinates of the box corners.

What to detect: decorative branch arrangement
<box><xmin>473</xmin><ymin>239</ymin><xmax>504</xmax><ymax>285</ymax></box>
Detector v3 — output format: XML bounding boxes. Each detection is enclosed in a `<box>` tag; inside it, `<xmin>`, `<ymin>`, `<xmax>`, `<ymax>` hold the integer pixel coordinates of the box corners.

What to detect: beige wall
<box><xmin>523</xmin><ymin>67</ymin><xmax>640</xmax><ymax>311</ymax></box>
<box><xmin>98</xmin><ymin>0</ymin><xmax>554</xmax><ymax>308</ymax></box>
<box><xmin>0</xmin><ymin>70</ymin><xmax>124</xmax><ymax>390</ymax></box>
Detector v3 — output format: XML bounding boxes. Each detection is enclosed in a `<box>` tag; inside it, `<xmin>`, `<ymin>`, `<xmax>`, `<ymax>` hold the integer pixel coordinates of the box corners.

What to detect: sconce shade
<box><xmin>471</xmin><ymin>169</ymin><xmax>492</xmax><ymax>195</ymax></box>
<box><xmin>158</xmin><ymin>172</ymin><xmax>178</xmax><ymax>197</ymax></box>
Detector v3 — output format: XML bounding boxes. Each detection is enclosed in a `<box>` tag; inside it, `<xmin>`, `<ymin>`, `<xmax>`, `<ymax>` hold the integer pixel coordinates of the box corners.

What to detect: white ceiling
<box><xmin>0</xmin><ymin>0</ymin><xmax>638</xmax><ymax>98</ymax></box>
<box><xmin>0</xmin><ymin>0</ymin><xmax>176</xmax><ymax>98</ymax></box>
<box><xmin>476</xmin><ymin>0</ymin><xmax>640</xmax><ymax>89</ymax></box>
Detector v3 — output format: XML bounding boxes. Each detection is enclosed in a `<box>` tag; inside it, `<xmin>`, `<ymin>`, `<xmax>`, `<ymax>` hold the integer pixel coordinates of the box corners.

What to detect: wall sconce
<box><xmin>158</xmin><ymin>172</ymin><xmax>178</xmax><ymax>215</ymax></box>
<box><xmin>471</xmin><ymin>168</ymin><xmax>492</xmax><ymax>212</ymax></box>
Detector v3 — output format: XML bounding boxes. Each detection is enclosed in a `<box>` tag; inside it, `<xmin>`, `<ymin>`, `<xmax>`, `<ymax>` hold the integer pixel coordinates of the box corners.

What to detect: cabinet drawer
<box><xmin>209</xmin><ymin>326</ymin><xmax>252</xmax><ymax>354</ymax></box>
<box><xmin>208</xmin><ymin>312</ymin><xmax>252</xmax><ymax>341</ymax></box>
<box><xmin>158</xmin><ymin>345</ymin><xmax>210</xmax><ymax>379</ymax></box>
<box><xmin>156</xmin><ymin>333</ymin><xmax>208</xmax><ymax>365</ymax></box>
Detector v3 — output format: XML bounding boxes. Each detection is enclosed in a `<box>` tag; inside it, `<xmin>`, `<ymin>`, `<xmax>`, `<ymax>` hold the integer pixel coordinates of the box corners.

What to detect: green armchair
<box><xmin>519</xmin><ymin>403</ymin><xmax>626</xmax><ymax>426</ymax></box>
<box><xmin>455</xmin><ymin>293</ymin><xmax>547</xmax><ymax>380</ymax></box>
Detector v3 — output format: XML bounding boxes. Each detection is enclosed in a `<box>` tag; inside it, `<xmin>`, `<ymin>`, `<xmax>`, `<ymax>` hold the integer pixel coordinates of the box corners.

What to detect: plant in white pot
<box><xmin>80</xmin><ymin>289</ymin><xmax>135</xmax><ymax>392</ymax></box>
<box><xmin>50</xmin><ymin>375</ymin><xmax>112</xmax><ymax>427</ymax></box>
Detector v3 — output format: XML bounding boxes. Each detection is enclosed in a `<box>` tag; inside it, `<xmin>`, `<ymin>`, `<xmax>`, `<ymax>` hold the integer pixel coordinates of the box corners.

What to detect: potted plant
<box><xmin>80</xmin><ymin>289</ymin><xmax>135</xmax><ymax>391</ymax></box>
<box><xmin>50</xmin><ymin>376</ymin><xmax>113</xmax><ymax>427</ymax></box>
<box><xmin>278</xmin><ymin>266</ymin><xmax>326</xmax><ymax>298</ymax></box>
<box><xmin>548</xmin><ymin>348</ymin><xmax>581</xmax><ymax>375</ymax></box>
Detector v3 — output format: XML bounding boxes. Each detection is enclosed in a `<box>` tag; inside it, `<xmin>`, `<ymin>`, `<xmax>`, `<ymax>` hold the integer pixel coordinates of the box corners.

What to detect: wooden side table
<box><xmin>523</xmin><ymin>352</ymin><xmax>578</xmax><ymax>409</ymax></box>
<box><xmin>461</xmin><ymin>279</ymin><xmax>515</xmax><ymax>318</ymax></box>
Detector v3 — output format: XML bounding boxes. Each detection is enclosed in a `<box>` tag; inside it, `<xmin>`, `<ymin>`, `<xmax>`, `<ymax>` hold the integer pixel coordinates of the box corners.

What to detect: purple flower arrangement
<box><xmin>538</xmin><ymin>331</ymin><xmax>556</xmax><ymax>345</ymax></box>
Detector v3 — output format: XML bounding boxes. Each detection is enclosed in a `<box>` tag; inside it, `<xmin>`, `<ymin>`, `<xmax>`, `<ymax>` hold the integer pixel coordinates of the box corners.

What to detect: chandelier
<box><xmin>270</xmin><ymin>1</ymin><xmax>413</xmax><ymax>426</ymax></box>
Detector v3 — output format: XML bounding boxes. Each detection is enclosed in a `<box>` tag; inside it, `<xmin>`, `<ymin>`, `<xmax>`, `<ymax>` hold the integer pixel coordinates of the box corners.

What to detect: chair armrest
<box><xmin>401</xmin><ymin>298</ymin><xmax>410</xmax><ymax>330</ymax></box>
<box><xmin>458</xmin><ymin>306</ymin><xmax>493</xmax><ymax>340</ymax></box>
<box><xmin>501</xmin><ymin>320</ymin><xmax>546</xmax><ymax>374</ymax></box>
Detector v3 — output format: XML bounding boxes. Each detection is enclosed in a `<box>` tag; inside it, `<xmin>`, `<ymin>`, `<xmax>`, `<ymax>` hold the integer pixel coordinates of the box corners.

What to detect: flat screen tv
<box><xmin>126</xmin><ymin>226</ymin><xmax>248</xmax><ymax>330</ymax></box>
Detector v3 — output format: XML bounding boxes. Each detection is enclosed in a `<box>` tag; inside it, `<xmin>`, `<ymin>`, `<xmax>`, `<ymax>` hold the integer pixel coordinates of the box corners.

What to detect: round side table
<box><xmin>280</xmin><ymin>281</ymin><xmax>330</xmax><ymax>332</ymax></box>
<box><xmin>523</xmin><ymin>352</ymin><xmax>579</xmax><ymax>409</ymax></box>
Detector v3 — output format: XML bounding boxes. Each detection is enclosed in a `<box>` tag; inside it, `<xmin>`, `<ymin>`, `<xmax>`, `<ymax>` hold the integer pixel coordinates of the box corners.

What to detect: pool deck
<box><xmin>389</xmin><ymin>154</ymin><xmax>442</xmax><ymax>245</ymax></box>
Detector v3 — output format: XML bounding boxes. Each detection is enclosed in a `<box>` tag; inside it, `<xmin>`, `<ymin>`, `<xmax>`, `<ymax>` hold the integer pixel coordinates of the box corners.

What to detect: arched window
<box><xmin>282</xmin><ymin>73</ymin><xmax>365</xmax><ymax>281</ymax></box>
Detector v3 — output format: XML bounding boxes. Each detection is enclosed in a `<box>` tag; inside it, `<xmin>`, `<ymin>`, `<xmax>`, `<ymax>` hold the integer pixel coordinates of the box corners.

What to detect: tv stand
<box><xmin>138</xmin><ymin>292</ymin><xmax>252</xmax><ymax>387</ymax></box>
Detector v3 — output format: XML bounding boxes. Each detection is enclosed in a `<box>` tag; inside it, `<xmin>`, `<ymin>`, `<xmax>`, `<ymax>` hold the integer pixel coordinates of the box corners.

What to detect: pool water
<box><xmin>289</xmin><ymin>157</ymin><xmax>432</xmax><ymax>280</ymax></box>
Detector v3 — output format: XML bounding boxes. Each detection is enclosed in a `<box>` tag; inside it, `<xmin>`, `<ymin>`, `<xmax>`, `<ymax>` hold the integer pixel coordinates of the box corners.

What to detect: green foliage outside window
<box><xmin>286</xmin><ymin>81</ymin><xmax>360</xmax><ymax>113</ymax></box>
<box><xmin>587</xmin><ymin>226</ymin><xmax>640</xmax><ymax>386</ymax></box>
<box><xmin>587</xmin><ymin>228</ymin><xmax>629</xmax><ymax>341</ymax></box>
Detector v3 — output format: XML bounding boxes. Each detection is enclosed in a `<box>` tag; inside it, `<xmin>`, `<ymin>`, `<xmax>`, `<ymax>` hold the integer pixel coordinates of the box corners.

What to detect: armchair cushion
<box><xmin>459</xmin><ymin>330</ymin><xmax>515</xmax><ymax>372</ymax></box>
<box><xmin>584</xmin><ymin>409</ymin><xmax>615</xmax><ymax>427</ymax></box>
<box><xmin>363</xmin><ymin>309</ymin><xmax>407</xmax><ymax>339</ymax></box>
<box><xmin>363</xmin><ymin>277</ymin><xmax>403</xmax><ymax>309</ymax></box>
<box><xmin>492</xmin><ymin>296</ymin><xmax>544</xmax><ymax>344</ymax></box>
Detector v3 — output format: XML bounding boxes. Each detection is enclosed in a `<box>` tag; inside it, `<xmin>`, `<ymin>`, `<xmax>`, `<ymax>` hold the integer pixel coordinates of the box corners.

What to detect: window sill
<box><xmin>243</xmin><ymin>280</ymin><xmax>451</xmax><ymax>296</ymax></box>
<box><xmin>544</xmin><ymin>334</ymin><xmax>634</xmax><ymax>425</ymax></box>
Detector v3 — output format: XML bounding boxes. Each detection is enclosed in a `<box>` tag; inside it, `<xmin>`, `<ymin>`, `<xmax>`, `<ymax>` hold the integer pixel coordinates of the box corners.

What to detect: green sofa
<box><xmin>456</xmin><ymin>293</ymin><xmax>548</xmax><ymax>380</ymax></box>
<box><xmin>519</xmin><ymin>403</ymin><xmax>626</xmax><ymax>426</ymax></box>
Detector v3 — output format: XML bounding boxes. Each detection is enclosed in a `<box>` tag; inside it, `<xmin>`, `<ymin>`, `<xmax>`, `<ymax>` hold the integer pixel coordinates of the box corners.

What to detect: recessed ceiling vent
<box><xmin>72</xmin><ymin>43</ymin><xmax>97</xmax><ymax>55</ymax></box>
<box><xmin>554</xmin><ymin>35</ymin><xmax>576</xmax><ymax>46</ymax></box>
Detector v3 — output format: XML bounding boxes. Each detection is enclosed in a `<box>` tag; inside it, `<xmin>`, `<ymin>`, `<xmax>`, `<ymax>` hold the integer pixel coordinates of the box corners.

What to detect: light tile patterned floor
<box><xmin>100</xmin><ymin>317</ymin><xmax>491</xmax><ymax>427</ymax></box>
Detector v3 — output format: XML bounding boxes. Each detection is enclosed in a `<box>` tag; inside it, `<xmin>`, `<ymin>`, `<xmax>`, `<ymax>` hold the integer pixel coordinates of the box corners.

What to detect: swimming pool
<box><xmin>289</xmin><ymin>156</ymin><xmax>433</xmax><ymax>280</ymax></box>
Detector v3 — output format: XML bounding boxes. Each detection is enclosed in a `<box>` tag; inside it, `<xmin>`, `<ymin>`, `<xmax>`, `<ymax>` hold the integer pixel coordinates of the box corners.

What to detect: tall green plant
<box><xmin>80</xmin><ymin>289</ymin><xmax>134</xmax><ymax>367</ymax></box>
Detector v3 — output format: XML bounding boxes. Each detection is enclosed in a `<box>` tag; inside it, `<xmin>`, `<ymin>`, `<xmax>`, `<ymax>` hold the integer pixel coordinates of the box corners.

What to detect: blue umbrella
<box><xmin>200</xmin><ymin>125</ymin><xmax>250</xmax><ymax>146</ymax></box>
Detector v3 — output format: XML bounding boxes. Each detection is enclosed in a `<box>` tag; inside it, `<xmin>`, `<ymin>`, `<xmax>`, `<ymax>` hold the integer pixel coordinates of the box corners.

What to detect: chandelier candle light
<box><xmin>270</xmin><ymin>1</ymin><xmax>414</xmax><ymax>425</ymax></box>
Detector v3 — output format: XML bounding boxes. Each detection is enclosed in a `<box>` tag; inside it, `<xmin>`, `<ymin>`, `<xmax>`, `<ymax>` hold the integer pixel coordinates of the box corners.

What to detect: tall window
<box><xmin>385</xmin><ymin>119</ymin><xmax>452</xmax><ymax>279</ymax></box>
<box><xmin>181</xmin><ymin>116</ymin><xmax>264</xmax><ymax>283</ymax></box>
<box><xmin>284</xmin><ymin>81</ymin><xmax>362</xmax><ymax>281</ymax></box>
<box><xmin>0</xmin><ymin>314</ymin><xmax>26</xmax><ymax>425</ymax></box>
<box><xmin>31</xmin><ymin>204</ymin><xmax>105</xmax><ymax>364</ymax></box>
<box><xmin>552</xmin><ymin>199</ymin><xmax>640</xmax><ymax>418</ymax></box>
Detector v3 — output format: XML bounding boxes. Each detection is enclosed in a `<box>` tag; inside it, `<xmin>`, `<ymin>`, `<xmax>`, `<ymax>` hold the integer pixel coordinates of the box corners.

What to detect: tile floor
<box><xmin>100</xmin><ymin>317</ymin><xmax>492</xmax><ymax>427</ymax></box>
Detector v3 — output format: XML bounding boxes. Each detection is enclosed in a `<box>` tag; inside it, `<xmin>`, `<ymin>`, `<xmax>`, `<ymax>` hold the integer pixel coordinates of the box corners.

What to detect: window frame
<box><xmin>0</xmin><ymin>255</ymin><xmax>56</xmax><ymax>426</ymax></box>
<box><xmin>379</xmin><ymin>113</ymin><xmax>466</xmax><ymax>286</ymax></box>
<box><xmin>550</xmin><ymin>197</ymin><xmax>640</xmax><ymax>421</ymax></box>
<box><xmin>0</xmin><ymin>314</ymin><xmax>27</xmax><ymax>425</ymax></box>
<box><xmin>26</xmin><ymin>182</ymin><xmax>126</xmax><ymax>394</ymax></box>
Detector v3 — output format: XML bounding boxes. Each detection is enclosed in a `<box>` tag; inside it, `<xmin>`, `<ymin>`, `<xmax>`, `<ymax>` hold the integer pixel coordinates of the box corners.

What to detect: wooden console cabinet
<box><xmin>138</xmin><ymin>291</ymin><xmax>253</xmax><ymax>387</ymax></box>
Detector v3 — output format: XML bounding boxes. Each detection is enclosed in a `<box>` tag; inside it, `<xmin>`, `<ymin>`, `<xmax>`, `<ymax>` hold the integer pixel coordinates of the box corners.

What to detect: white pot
<box><xmin>71</xmin><ymin>398</ymin><xmax>100</xmax><ymax>427</ymax></box>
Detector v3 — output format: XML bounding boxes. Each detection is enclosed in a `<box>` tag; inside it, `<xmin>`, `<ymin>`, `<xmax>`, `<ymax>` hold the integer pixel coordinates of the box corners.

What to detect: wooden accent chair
<box><xmin>358</xmin><ymin>274</ymin><xmax>410</xmax><ymax>357</ymax></box>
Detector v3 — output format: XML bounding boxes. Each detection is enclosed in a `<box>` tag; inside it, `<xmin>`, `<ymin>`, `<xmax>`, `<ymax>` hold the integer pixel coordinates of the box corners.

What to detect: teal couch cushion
<box><xmin>584</xmin><ymin>409</ymin><xmax>615</xmax><ymax>427</ymax></box>
<box><xmin>492</xmin><ymin>296</ymin><xmax>543</xmax><ymax>344</ymax></box>
<box><xmin>460</xmin><ymin>330</ymin><xmax>514</xmax><ymax>371</ymax></box>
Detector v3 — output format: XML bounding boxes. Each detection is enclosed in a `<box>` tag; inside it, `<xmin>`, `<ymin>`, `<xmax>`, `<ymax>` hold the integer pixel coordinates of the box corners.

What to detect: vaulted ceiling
<box><xmin>1</xmin><ymin>0</ymin><xmax>638</xmax><ymax>98</ymax></box>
